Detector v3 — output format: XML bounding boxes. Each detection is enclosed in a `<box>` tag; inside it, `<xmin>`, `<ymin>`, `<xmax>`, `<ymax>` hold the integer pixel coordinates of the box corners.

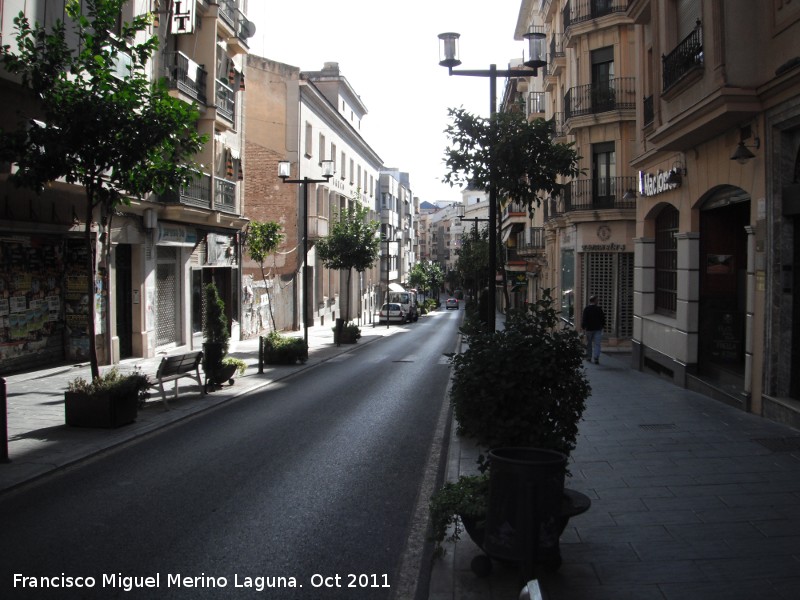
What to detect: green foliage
<box><xmin>443</xmin><ymin>108</ymin><xmax>581</xmax><ymax>213</ymax></box>
<box><xmin>246</xmin><ymin>221</ymin><xmax>284</xmax><ymax>264</ymax></box>
<box><xmin>333</xmin><ymin>321</ymin><xmax>361</xmax><ymax>344</ymax></box>
<box><xmin>245</xmin><ymin>221</ymin><xmax>284</xmax><ymax>331</ymax></box>
<box><xmin>316</xmin><ymin>202</ymin><xmax>380</xmax><ymax>273</ymax></box>
<box><xmin>450</xmin><ymin>290</ymin><xmax>590</xmax><ymax>460</ymax></box>
<box><xmin>262</xmin><ymin>331</ymin><xmax>307</xmax><ymax>364</ymax></box>
<box><xmin>428</xmin><ymin>474</ymin><xmax>488</xmax><ymax>555</ymax></box>
<box><xmin>316</xmin><ymin>198</ymin><xmax>380</xmax><ymax>323</ymax></box>
<box><xmin>0</xmin><ymin>0</ymin><xmax>205</xmax><ymax>379</ymax></box>
<box><xmin>222</xmin><ymin>356</ymin><xmax>248</xmax><ymax>376</ymax></box>
<box><xmin>454</xmin><ymin>226</ymin><xmax>489</xmax><ymax>294</ymax></box>
<box><xmin>67</xmin><ymin>367</ymin><xmax>149</xmax><ymax>403</ymax></box>
<box><xmin>408</xmin><ymin>260</ymin><xmax>444</xmax><ymax>298</ymax></box>
<box><xmin>204</xmin><ymin>283</ymin><xmax>229</xmax><ymax>350</ymax></box>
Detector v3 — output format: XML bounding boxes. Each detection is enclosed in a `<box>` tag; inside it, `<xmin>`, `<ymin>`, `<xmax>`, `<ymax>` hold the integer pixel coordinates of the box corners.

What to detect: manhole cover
<box><xmin>639</xmin><ymin>423</ymin><xmax>677</xmax><ymax>431</ymax></box>
<box><xmin>752</xmin><ymin>437</ymin><xmax>800</xmax><ymax>452</ymax></box>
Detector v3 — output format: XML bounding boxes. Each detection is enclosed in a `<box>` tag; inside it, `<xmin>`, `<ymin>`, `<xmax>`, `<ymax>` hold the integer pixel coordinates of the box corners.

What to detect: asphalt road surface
<box><xmin>0</xmin><ymin>306</ymin><xmax>463</xmax><ymax>600</ymax></box>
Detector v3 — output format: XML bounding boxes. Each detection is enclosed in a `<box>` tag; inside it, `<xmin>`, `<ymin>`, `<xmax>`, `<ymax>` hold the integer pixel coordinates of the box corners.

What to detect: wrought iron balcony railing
<box><xmin>160</xmin><ymin>171</ymin><xmax>212</xmax><ymax>209</ymax></box>
<box><xmin>643</xmin><ymin>94</ymin><xmax>654</xmax><ymax>126</ymax></box>
<box><xmin>164</xmin><ymin>52</ymin><xmax>208</xmax><ymax>105</ymax></box>
<box><xmin>662</xmin><ymin>20</ymin><xmax>704</xmax><ymax>92</ymax></box>
<box><xmin>214</xmin><ymin>178</ymin><xmax>237</xmax><ymax>213</ymax></box>
<box><xmin>564</xmin><ymin>77</ymin><xmax>636</xmax><ymax>120</ymax></box>
<box><xmin>516</xmin><ymin>227</ymin><xmax>546</xmax><ymax>254</ymax></box>
<box><xmin>215</xmin><ymin>79</ymin><xmax>236</xmax><ymax>123</ymax></box>
<box><xmin>564</xmin><ymin>0</ymin><xmax>628</xmax><ymax>30</ymax></box>
<box><xmin>563</xmin><ymin>176</ymin><xmax>637</xmax><ymax>211</ymax></box>
<box><xmin>528</xmin><ymin>92</ymin><xmax>545</xmax><ymax>117</ymax></box>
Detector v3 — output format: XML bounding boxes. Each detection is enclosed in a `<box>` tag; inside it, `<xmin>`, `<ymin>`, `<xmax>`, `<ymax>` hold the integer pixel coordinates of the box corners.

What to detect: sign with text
<box><xmin>170</xmin><ymin>1</ymin><xmax>195</xmax><ymax>35</ymax></box>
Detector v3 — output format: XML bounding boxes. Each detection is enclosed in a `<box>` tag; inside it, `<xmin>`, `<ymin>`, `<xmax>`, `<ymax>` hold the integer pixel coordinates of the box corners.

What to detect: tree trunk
<box><xmin>85</xmin><ymin>188</ymin><xmax>100</xmax><ymax>381</ymax></box>
<box><xmin>259</xmin><ymin>264</ymin><xmax>276</xmax><ymax>332</ymax></box>
<box><xmin>345</xmin><ymin>268</ymin><xmax>352</xmax><ymax>323</ymax></box>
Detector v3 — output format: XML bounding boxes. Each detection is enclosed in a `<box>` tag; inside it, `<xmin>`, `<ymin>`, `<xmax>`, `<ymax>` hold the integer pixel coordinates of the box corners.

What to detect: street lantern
<box><xmin>438</xmin><ymin>32</ymin><xmax>462</xmax><ymax>68</ymax></box>
<box><xmin>523</xmin><ymin>28</ymin><xmax>546</xmax><ymax>70</ymax></box>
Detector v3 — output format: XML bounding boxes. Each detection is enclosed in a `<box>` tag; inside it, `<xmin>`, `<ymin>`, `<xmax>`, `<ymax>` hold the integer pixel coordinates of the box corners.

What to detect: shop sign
<box><xmin>170</xmin><ymin>1</ymin><xmax>195</xmax><ymax>35</ymax></box>
<box><xmin>639</xmin><ymin>170</ymin><xmax>678</xmax><ymax>197</ymax></box>
<box><xmin>157</xmin><ymin>223</ymin><xmax>198</xmax><ymax>247</ymax></box>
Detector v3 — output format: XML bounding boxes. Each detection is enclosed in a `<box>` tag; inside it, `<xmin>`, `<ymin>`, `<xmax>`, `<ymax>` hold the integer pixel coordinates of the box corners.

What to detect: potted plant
<box><xmin>202</xmin><ymin>282</ymin><xmax>237</xmax><ymax>390</ymax></box>
<box><xmin>332</xmin><ymin>320</ymin><xmax>361</xmax><ymax>344</ymax></box>
<box><xmin>262</xmin><ymin>331</ymin><xmax>308</xmax><ymax>364</ymax></box>
<box><xmin>430</xmin><ymin>291</ymin><xmax>591</xmax><ymax>559</ymax></box>
<box><xmin>65</xmin><ymin>367</ymin><xmax>150</xmax><ymax>428</ymax></box>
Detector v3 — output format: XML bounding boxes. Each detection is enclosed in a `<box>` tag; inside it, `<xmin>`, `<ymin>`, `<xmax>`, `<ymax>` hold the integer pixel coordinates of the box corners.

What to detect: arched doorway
<box><xmin>697</xmin><ymin>186</ymin><xmax>750</xmax><ymax>391</ymax></box>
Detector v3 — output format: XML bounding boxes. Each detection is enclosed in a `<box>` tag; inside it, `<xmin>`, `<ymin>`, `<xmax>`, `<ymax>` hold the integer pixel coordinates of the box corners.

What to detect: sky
<box><xmin>246</xmin><ymin>0</ymin><xmax>527</xmax><ymax>204</ymax></box>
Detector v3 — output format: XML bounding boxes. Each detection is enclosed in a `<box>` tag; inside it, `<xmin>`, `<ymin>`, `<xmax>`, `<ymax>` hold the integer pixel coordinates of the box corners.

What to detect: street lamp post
<box><xmin>438</xmin><ymin>29</ymin><xmax>546</xmax><ymax>331</ymax></box>
<box><xmin>278</xmin><ymin>159</ymin><xmax>335</xmax><ymax>350</ymax></box>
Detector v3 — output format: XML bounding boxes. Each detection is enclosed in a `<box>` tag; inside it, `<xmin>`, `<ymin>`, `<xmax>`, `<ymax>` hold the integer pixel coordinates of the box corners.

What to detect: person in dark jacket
<box><xmin>581</xmin><ymin>295</ymin><xmax>605</xmax><ymax>364</ymax></box>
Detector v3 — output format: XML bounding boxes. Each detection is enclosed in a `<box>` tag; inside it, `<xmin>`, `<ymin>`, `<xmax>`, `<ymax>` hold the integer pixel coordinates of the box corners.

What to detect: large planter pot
<box><xmin>64</xmin><ymin>390</ymin><xmax>138</xmax><ymax>428</ymax></box>
<box><xmin>483</xmin><ymin>447</ymin><xmax>567</xmax><ymax>569</ymax></box>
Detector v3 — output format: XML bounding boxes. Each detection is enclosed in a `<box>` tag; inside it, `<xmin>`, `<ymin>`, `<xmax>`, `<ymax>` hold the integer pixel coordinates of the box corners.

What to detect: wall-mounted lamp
<box><xmin>665</xmin><ymin>160</ymin><xmax>687</xmax><ymax>186</ymax></box>
<box><xmin>730</xmin><ymin>136</ymin><xmax>760</xmax><ymax>164</ymax></box>
<box><xmin>143</xmin><ymin>208</ymin><xmax>158</xmax><ymax>231</ymax></box>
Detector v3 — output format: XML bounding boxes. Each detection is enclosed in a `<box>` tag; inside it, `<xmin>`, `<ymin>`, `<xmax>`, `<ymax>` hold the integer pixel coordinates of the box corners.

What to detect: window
<box><xmin>319</xmin><ymin>134</ymin><xmax>326</xmax><ymax>162</ymax></box>
<box><xmin>340</xmin><ymin>151</ymin><xmax>346</xmax><ymax>179</ymax></box>
<box><xmin>304</xmin><ymin>122</ymin><xmax>312</xmax><ymax>158</ymax></box>
<box><xmin>592</xmin><ymin>142</ymin><xmax>616</xmax><ymax>208</ymax></box>
<box><xmin>349</xmin><ymin>159</ymin><xmax>354</xmax><ymax>184</ymax></box>
<box><xmin>655</xmin><ymin>205</ymin><xmax>679</xmax><ymax>315</ymax></box>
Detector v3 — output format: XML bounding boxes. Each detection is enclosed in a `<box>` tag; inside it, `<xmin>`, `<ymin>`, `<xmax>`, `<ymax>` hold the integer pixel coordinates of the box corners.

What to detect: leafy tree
<box><xmin>454</xmin><ymin>225</ymin><xmax>489</xmax><ymax>298</ymax></box>
<box><xmin>408</xmin><ymin>260</ymin><xmax>444</xmax><ymax>300</ymax></box>
<box><xmin>0</xmin><ymin>0</ymin><xmax>205</xmax><ymax>379</ymax></box>
<box><xmin>443</xmin><ymin>109</ymin><xmax>581</xmax><ymax>311</ymax></box>
<box><xmin>315</xmin><ymin>198</ymin><xmax>380</xmax><ymax>324</ymax></box>
<box><xmin>245</xmin><ymin>221</ymin><xmax>285</xmax><ymax>332</ymax></box>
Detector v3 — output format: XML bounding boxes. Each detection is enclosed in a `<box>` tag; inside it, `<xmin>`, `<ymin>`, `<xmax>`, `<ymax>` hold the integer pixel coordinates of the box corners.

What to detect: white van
<box><xmin>387</xmin><ymin>287</ymin><xmax>418</xmax><ymax>323</ymax></box>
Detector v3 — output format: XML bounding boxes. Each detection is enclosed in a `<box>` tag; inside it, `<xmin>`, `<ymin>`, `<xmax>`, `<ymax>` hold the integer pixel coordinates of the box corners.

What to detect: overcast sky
<box><xmin>247</xmin><ymin>0</ymin><xmax>526</xmax><ymax>204</ymax></box>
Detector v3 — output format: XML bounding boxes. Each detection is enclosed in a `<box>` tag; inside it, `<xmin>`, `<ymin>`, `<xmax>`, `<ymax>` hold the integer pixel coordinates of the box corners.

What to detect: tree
<box><xmin>245</xmin><ymin>221</ymin><xmax>285</xmax><ymax>332</ymax></box>
<box><xmin>315</xmin><ymin>199</ymin><xmax>380</xmax><ymax>325</ymax></box>
<box><xmin>408</xmin><ymin>260</ymin><xmax>444</xmax><ymax>300</ymax></box>
<box><xmin>454</xmin><ymin>225</ymin><xmax>489</xmax><ymax>299</ymax></box>
<box><xmin>0</xmin><ymin>0</ymin><xmax>205</xmax><ymax>379</ymax></box>
<box><xmin>443</xmin><ymin>109</ymin><xmax>581</xmax><ymax>311</ymax></box>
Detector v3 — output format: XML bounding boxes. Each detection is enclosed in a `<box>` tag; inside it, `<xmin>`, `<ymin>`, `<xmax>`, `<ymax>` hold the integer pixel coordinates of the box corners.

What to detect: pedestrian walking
<box><xmin>581</xmin><ymin>295</ymin><xmax>605</xmax><ymax>364</ymax></box>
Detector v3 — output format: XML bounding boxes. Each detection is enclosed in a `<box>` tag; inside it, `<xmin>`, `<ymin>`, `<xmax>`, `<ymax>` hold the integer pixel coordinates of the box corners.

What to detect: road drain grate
<box><xmin>392</xmin><ymin>360</ymin><xmax>414</xmax><ymax>363</ymax></box>
<box><xmin>639</xmin><ymin>423</ymin><xmax>677</xmax><ymax>431</ymax></box>
<box><xmin>752</xmin><ymin>437</ymin><xmax>800</xmax><ymax>452</ymax></box>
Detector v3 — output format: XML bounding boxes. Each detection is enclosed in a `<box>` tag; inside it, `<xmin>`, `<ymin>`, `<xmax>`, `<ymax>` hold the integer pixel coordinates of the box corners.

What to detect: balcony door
<box><xmin>592</xmin><ymin>142</ymin><xmax>616</xmax><ymax>208</ymax></box>
<box><xmin>591</xmin><ymin>47</ymin><xmax>615</xmax><ymax>113</ymax></box>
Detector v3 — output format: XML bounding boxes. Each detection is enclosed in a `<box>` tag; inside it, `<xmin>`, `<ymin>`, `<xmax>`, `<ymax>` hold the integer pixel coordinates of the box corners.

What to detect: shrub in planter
<box><xmin>430</xmin><ymin>290</ymin><xmax>590</xmax><ymax>553</ymax></box>
<box><xmin>263</xmin><ymin>331</ymin><xmax>308</xmax><ymax>364</ymax></box>
<box><xmin>332</xmin><ymin>321</ymin><xmax>361</xmax><ymax>344</ymax></box>
<box><xmin>65</xmin><ymin>367</ymin><xmax>150</xmax><ymax>428</ymax></box>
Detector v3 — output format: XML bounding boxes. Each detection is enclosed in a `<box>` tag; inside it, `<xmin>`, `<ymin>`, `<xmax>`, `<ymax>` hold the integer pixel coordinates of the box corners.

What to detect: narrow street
<box><xmin>0</xmin><ymin>308</ymin><xmax>463</xmax><ymax>600</ymax></box>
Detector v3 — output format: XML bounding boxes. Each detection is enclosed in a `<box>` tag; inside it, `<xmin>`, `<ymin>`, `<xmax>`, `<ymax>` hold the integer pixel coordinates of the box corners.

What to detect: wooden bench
<box><xmin>150</xmin><ymin>351</ymin><xmax>205</xmax><ymax>409</ymax></box>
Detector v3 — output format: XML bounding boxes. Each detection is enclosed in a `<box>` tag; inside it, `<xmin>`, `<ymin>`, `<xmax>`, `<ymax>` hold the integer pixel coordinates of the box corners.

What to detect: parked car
<box><xmin>445</xmin><ymin>297</ymin><xmax>459</xmax><ymax>310</ymax></box>
<box><xmin>379</xmin><ymin>303</ymin><xmax>405</xmax><ymax>323</ymax></box>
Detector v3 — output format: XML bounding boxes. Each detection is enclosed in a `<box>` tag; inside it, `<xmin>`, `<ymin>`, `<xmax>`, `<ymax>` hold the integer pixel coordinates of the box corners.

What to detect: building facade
<box><xmin>627</xmin><ymin>0</ymin><xmax>800</xmax><ymax>426</ymax></box>
<box><xmin>516</xmin><ymin>0</ymin><xmax>637</xmax><ymax>346</ymax></box>
<box><xmin>243</xmin><ymin>59</ymin><xmax>383</xmax><ymax>333</ymax></box>
<box><xmin>0</xmin><ymin>0</ymin><xmax>250</xmax><ymax>374</ymax></box>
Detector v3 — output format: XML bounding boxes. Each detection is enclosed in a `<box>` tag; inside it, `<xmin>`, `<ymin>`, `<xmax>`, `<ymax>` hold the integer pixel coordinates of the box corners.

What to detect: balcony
<box><xmin>160</xmin><ymin>171</ymin><xmax>212</xmax><ymax>209</ymax></box>
<box><xmin>164</xmin><ymin>52</ymin><xmax>207</xmax><ymax>105</ymax></box>
<box><xmin>564</xmin><ymin>77</ymin><xmax>636</xmax><ymax>120</ymax></box>
<box><xmin>563</xmin><ymin>176</ymin><xmax>637</xmax><ymax>211</ymax></box>
<box><xmin>549</xmin><ymin>112</ymin><xmax>568</xmax><ymax>140</ymax></box>
<box><xmin>215</xmin><ymin>79</ymin><xmax>236</xmax><ymax>126</ymax></box>
<box><xmin>564</xmin><ymin>0</ymin><xmax>628</xmax><ymax>31</ymax></box>
<box><xmin>516</xmin><ymin>227</ymin><xmax>546</xmax><ymax>256</ymax></box>
<box><xmin>527</xmin><ymin>92</ymin><xmax>545</xmax><ymax>119</ymax></box>
<box><xmin>214</xmin><ymin>178</ymin><xmax>237</xmax><ymax>213</ymax></box>
<box><xmin>218</xmin><ymin>0</ymin><xmax>253</xmax><ymax>54</ymax></box>
<box><xmin>380</xmin><ymin>208</ymin><xmax>399</xmax><ymax>228</ymax></box>
<box><xmin>548</xmin><ymin>33</ymin><xmax>566</xmax><ymax>78</ymax></box>
<box><xmin>662</xmin><ymin>20</ymin><xmax>704</xmax><ymax>93</ymax></box>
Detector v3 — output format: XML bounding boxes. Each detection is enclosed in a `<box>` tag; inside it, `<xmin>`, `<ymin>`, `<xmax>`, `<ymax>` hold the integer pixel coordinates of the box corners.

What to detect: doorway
<box><xmin>697</xmin><ymin>188</ymin><xmax>749</xmax><ymax>390</ymax></box>
<box><xmin>115</xmin><ymin>244</ymin><xmax>133</xmax><ymax>359</ymax></box>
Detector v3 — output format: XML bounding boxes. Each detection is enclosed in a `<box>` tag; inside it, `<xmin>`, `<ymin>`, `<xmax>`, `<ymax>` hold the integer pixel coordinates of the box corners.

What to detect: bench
<box><xmin>150</xmin><ymin>351</ymin><xmax>205</xmax><ymax>409</ymax></box>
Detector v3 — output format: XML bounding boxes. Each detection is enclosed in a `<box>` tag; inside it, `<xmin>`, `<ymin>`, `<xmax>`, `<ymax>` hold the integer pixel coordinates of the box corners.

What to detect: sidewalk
<box><xmin>0</xmin><ymin>319</ymin><xmax>404</xmax><ymax>493</ymax></box>
<box><xmin>430</xmin><ymin>351</ymin><xmax>800</xmax><ymax>600</ymax></box>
